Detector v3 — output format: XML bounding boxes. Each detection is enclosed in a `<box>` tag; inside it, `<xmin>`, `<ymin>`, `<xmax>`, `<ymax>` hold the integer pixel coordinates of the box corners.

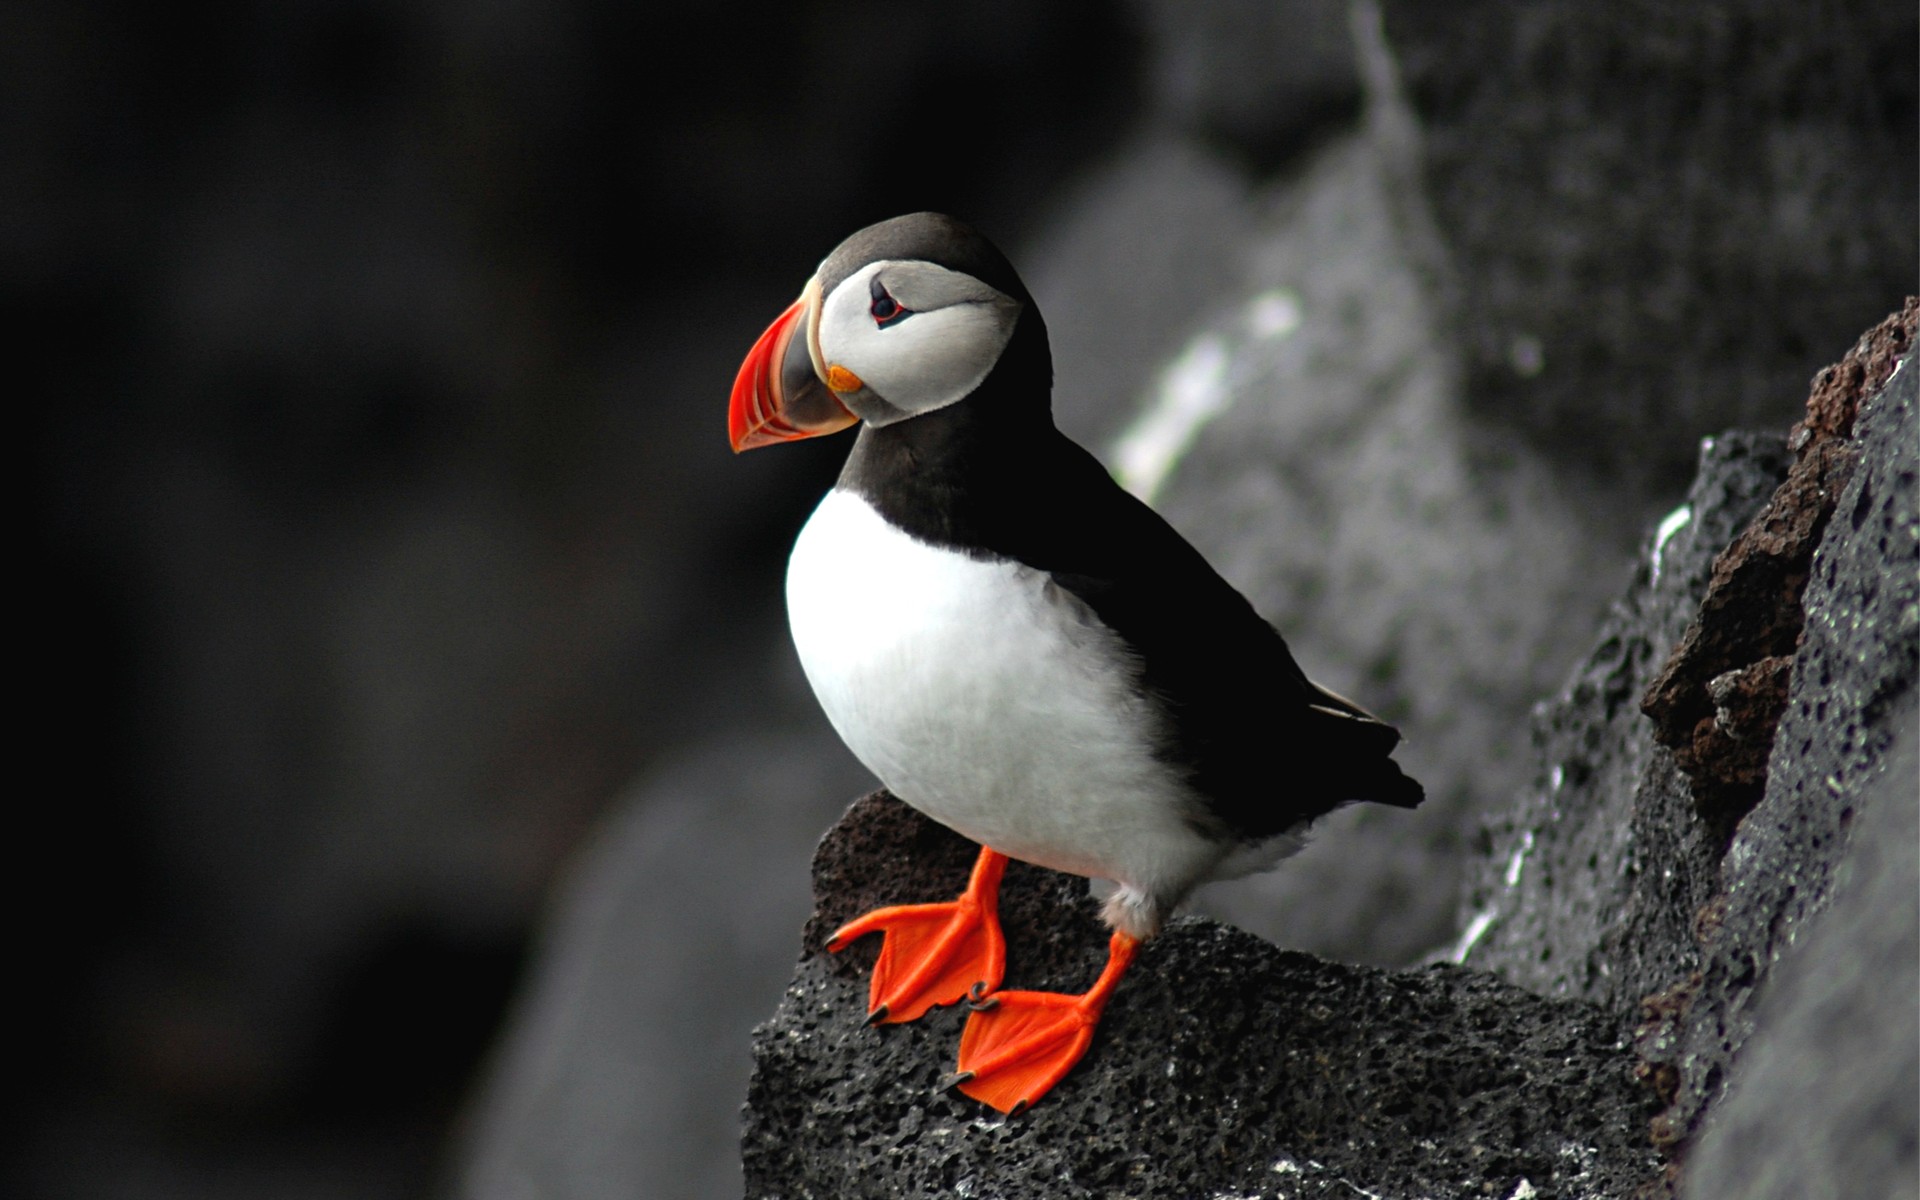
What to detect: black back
<box><xmin>837</xmin><ymin>279</ymin><xmax>1423</xmax><ymax>841</ymax></box>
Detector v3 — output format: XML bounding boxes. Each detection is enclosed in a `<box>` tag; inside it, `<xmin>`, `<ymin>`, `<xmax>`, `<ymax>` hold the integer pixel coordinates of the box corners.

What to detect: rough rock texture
<box><xmin>1683</xmin><ymin>720</ymin><xmax>1919</xmax><ymax>1200</ymax></box>
<box><xmin>1459</xmin><ymin>324</ymin><xmax>1912</xmax><ymax>1167</ymax></box>
<box><xmin>1658</xmin><ymin>335</ymin><xmax>1918</xmax><ymax>1171</ymax></box>
<box><xmin>1459</xmin><ymin>310</ymin><xmax>1916</xmax><ymax>1028</ymax></box>
<box><xmin>744</xmin><ymin>796</ymin><xmax>1660</xmax><ymax>1200</ymax></box>
<box><xmin>1644</xmin><ymin>300</ymin><xmax>1918</xmax><ymax>836</ymax></box>
<box><xmin>1456</xmin><ymin>325</ymin><xmax>1918</xmax><ymax>1196</ymax></box>
<box><xmin>1455</xmin><ymin>430</ymin><xmax>1794</xmax><ymax>1014</ymax></box>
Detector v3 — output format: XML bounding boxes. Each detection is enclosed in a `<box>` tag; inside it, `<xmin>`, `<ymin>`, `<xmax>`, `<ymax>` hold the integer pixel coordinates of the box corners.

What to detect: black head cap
<box><xmin>816</xmin><ymin>213</ymin><xmax>1033</xmax><ymax>308</ymax></box>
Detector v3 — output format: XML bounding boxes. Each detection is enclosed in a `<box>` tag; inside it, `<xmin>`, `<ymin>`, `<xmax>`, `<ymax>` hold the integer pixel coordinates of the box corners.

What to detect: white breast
<box><xmin>785</xmin><ymin>488</ymin><xmax>1223</xmax><ymax>906</ymax></box>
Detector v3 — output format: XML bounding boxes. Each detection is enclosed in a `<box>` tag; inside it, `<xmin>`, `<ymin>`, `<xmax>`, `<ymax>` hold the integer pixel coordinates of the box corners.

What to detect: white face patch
<box><xmin>815</xmin><ymin>260</ymin><xmax>1021</xmax><ymax>421</ymax></box>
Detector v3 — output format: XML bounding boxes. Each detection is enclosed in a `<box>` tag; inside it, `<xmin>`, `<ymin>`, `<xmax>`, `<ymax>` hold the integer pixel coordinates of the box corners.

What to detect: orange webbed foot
<box><xmin>951</xmin><ymin>931</ymin><xmax>1138</xmax><ymax>1113</ymax></box>
<box><xmin>827</xmin><ymin>847</ymin><xmax>1008</xmax><ymax>1024</ymax></box>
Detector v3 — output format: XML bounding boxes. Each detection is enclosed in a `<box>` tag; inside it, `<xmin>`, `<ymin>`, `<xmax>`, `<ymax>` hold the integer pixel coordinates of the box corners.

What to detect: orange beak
<box><xmin>728</xmin><ymin>278</ymin><xmax>858</xmax><ymax>452</ymax></box>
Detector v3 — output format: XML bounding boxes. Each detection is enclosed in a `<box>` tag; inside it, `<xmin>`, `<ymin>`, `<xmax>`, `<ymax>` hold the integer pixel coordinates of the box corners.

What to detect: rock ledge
<box><xmin>743</xmin><ymin>794</ymin><xmax>1658</xmax><ymax>1200</ymax></box>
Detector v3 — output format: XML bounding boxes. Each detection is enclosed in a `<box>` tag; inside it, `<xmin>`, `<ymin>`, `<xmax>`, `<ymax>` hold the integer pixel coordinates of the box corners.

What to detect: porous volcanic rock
<box><xmin>744</xmin><ymin>794</ymin><xmax>1659</xmax><ymax>1200</ymax></box>
<box><xmin>1454</xmin><ymin>430</ymin><xmax>1794</xmax><ymax>1015</ymax></box>
<box><xmin>1682</xmin><ymin>717</ymin><xmax>1918</xmax><ymax>1200</ymax></box>
<box><xmin>1644</xmin><ymin>301</ymin><xmax>1918</xmax><ymax>836</ymax></box>
<box><xmin>1456</xmin><ymin>310</ymin><xmax>1917</xmax><ymax>1195</ymax></box>
<box><xmin>1659</xmin><ymin>323</ymin><xmax>1918</xmax><ymax>1172</ymax></box>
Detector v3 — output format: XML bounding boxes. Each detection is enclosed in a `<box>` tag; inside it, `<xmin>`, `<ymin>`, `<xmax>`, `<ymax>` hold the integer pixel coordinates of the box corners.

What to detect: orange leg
<box><xmin>826</xmin><ymin>846</ymin><xmax>1009</xmax><ymax>1024</ymax></box>
<box><xmin>950</xmin><ymin>930</ymin><xmax>1138</xmax><ymax>1114</ymax></box>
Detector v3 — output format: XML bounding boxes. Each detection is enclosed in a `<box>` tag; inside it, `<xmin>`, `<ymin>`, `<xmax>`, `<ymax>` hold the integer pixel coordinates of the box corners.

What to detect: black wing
<box><xmin>1024</xmin><ymin>436</ymin><xmax>1422</xmax><ymax>838</ymax></box>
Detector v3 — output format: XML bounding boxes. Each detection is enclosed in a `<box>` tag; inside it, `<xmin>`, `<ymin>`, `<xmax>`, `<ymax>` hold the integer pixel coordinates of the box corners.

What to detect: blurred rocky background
<box><xmin>14</xmin><ymin>1</ymin><xmax>1914</xmax><ymax>1199</ymax></box>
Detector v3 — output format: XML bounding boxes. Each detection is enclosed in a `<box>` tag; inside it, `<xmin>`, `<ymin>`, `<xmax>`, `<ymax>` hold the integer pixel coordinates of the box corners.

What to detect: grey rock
<box><xmin>1684</xmin><ymin>716</ymin><xmax>1919</xmax><ymax>1200</ymax></box>
<box><xmin>1451</xmin><ymin>334</ymin><xmax>1917</xmax><ymax>1192</ymax></box>
<box><xmin>1137</xmin><ymin>121</ymin><xmax>1619</xmax><ymax>968</ymax></box>
<box><xmin>743</xmin><ymin>794</ymin><xmax>1660</xmax><ymax>1200</ymax></box>
<box><xmin>1376</xmin><ymin>0</ymin><xmax>1918</xmax><ymax>496</ymax></box>
<box><xmin>456</xmin><ymin>704</ymin><xmax>873</xmax><ymax>1200</ymax></box>
<box><xmin>1028</xmin><ymin>134</ymin><xmax>1260</xmax><ymax>453</ymax></box>
<box><xmin>1666</xmin><ymin>344</ymin><xmax>1919</xmax><ymax>1155</ymax></box>
<box><xmin>1455</xmin><ymin>430</ymin><xmax>1794</xmax><ymax>1011</ymax></box>
<box><xmin>1018</xmin><ymin>0</ymin><xmax>1919</xmax><ymax>981</ymax></box>
<box><xmin>1127</xmin><ymin>0</ymin><xmax>1361</xmax><ymax>172</ymax></box>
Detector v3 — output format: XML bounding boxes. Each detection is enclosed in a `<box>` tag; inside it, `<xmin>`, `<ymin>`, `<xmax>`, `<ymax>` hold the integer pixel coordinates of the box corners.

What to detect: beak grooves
<box><xmin>728</xmin><ymin>279</ymin><xmax>857</xmax><ymax>452</ymax></box>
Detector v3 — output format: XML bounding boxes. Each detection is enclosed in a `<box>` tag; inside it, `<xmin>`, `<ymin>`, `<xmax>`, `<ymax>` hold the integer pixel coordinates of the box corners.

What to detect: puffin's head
<box><xmin>729</xmin><ymin>213</ymin><xmax>1028</xmax><ymax>452</ymax></box>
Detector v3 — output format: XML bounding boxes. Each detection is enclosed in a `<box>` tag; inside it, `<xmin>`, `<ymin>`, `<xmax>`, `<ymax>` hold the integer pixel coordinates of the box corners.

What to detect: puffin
<box><xmin>728</xmin><ymin>212</ymin><xmax>1423</xmax><ymax>1114</ymax></box>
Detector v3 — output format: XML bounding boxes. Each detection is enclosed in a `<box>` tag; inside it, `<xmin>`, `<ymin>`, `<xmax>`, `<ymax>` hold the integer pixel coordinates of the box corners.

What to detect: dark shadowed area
<box><xmin>17</xmin><ymin>3</ymin><xmax>1139</xmax><ymax>1196</ymax></box>
<box><xmin>15</xmin><ymin>2</ymin><xmax>1914</xmax><ymax>1199</ymax></box>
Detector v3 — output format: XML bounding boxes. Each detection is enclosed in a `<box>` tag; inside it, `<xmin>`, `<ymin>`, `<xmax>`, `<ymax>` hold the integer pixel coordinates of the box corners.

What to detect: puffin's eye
<box><xmin>869</xmin><ymin>278</ymin><xmax>912</xmax><ymax>327</ymax></box>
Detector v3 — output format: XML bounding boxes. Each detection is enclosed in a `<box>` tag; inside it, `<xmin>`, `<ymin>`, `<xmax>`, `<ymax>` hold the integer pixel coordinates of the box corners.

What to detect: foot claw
<box><xmin>1008</xmin><ymin>1099</ymin><xmax>1029</xmax><ymax>1117</ymax></box>
<box><xmin>864</xmin><ymin>1003</ymin><xmax>891</xmax><ymax>1026</ymax></box>
<box><xmin>966</xmin><ymin>981</ymin><xmax>999</xmax><ymax>1011</ymax></box>
<box><xmin>939</xmin><ymin>1070</ymin><xmax>976</xmax><ymax>1092</ymax></box>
